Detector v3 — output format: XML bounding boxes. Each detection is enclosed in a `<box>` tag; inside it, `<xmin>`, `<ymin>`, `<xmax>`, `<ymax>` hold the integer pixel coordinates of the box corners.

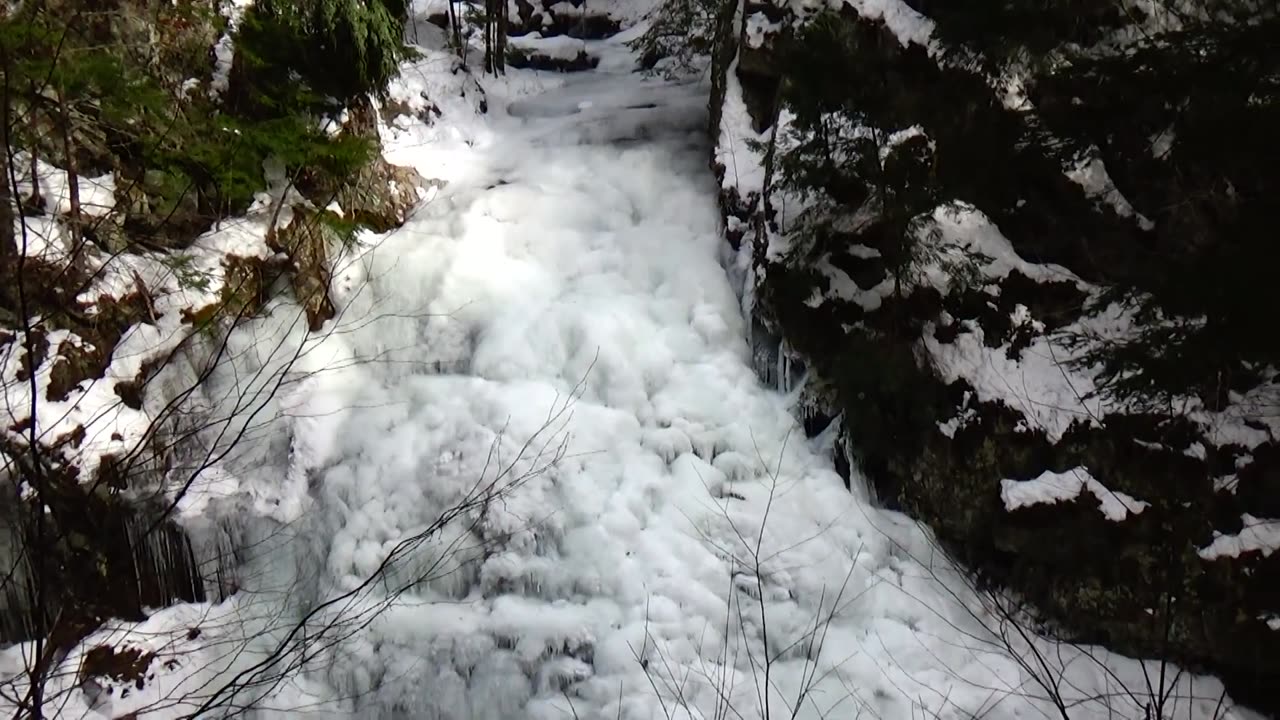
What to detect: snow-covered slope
<box><xmin>0</xmin><ymin>17</ymin><xmax>1251</xmax><ymax>720</ymax></box>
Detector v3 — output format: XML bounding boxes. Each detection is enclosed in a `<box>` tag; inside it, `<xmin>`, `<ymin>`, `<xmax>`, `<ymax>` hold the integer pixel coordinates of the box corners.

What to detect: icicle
<box><xmin>184</xmin><ymin>517</ymin><xmax>242</xmax><ymax>602</ymax></box>
<box><xmin>750</xmin><ymin>315</ymin><xmax>782</xmax><ymax>390</ymax></box>
<box><xmin>776</xmin><ymin>339</ymin><xmax>787</xmax><ymax>393</ymax></box>
<box><xmin>125</xmin><ymin>510</ymin><xmax>207</xmax><ymax>609</ymax></box>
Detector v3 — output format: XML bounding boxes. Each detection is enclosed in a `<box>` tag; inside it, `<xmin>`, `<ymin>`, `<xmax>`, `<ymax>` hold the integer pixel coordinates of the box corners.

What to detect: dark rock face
<box><xmin>507</xmin><ymin>46</ymin><xmax>599</xmax><ymax>72</ymax></box>
<box><xmin>711</xmin><ymin>4</ymin><xmax>1280</xmax><ymax>715</ymax></box>
<box><xmin>0</xmin><ymin>474</ymin><xmax>219</xmax><ymax>650</ymax></box>
<box><xmin>427</xmin><ymin>0</ymin><xmax>621</xmax><ymax>40</ymax></box>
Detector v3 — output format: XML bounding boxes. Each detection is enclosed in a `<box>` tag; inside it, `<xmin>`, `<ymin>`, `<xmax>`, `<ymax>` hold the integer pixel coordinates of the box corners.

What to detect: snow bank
<box><xmin>930</xmin><ymin>203</ymin><xmax>1083</xmax><ymax>286</ymax></box>
<box><xmin>745</xmin><ymin>11</ymin><xmax>783</xmax><ymax>49</ymax></box>
<box><xmin>586</xmin><ymin>0</ymin><xmax>662</xmax><ymax>25</ymax></box>
<box><xmin>0</xmin><ymin>596</ymin><xmax>308</xmax><ymax>720</ymax></box>
<box><xmin>925</xmin><ymin>317</ymin><xmax>1105</xmax><ymax>442</ymax></box>
<box><xmin>777</xmin><ymin>0</ymin><xmax>938</xmax><ymax>50</ymax></box>
<box><xmin>926</xmin><ymin>298</ymin><xmax>1280</xmax><ymax>450</ymax></box>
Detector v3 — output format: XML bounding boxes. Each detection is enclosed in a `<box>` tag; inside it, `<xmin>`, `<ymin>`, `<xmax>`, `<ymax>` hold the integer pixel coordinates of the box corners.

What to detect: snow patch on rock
<box><xmin>1199</xmin><ymin>515</ymin><xmax>1280</xmax><ymax>560</ymax></box>
<box><xmin>1001</xmin><ymin>467</ymin><xmax>1150</xmax><ymax>522</ymax></box>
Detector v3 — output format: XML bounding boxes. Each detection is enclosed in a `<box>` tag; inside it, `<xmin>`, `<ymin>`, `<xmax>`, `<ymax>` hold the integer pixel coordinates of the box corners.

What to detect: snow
<box><xmin>1213</xmin><ymin>474</ymin><xmax>1240</xmax><ymax>494</ymax></box>
<box><xmin>817</xmin><ymin>0</ymin><xmax>937</xmax><ymax>52</ymax></box>
<box><xmin>745</xmin><ymin>11</ymin><xmax>782</xmax><ymax>49</ymax></box>
<box><xmin>1067</xmin><ymin>154</ymin><xmax>1155</xmax><ymax>231</ymax></box>
<box><xmin>926</xmin><ymin>275</ymin><xmax>1280</xmax><ymax>448</ymax></box>
<box><xmin>914</xmin><ymin>206</ymin><xmax>1279</xmax><ymax>450</ymax></box>
<box><xmin>11</xmin><ymin>153</ymin><xmax>117</xmax><ymax>220</ymax></box>
<box><xmin>811</xmin><ymin>256</ymin><xmax>885</xmax><ymax>310</ymax></box>
<box><xmin>788</xmin><ymin>203</ymin><xmax>1085</xmax><ymax>312</ymax></box>
<box><xmin>929</xmin><ymin>203</ymin><xmax>1084</xmax><ymax>287</ymax></box>
<box><xmin>0</xmin><ymin>600</ymin><xmax>267</xmax><ymax>719</ymax></box>
<box><xmin>715</xmin><ymin>57</ymin><xmax>769</xmax><ymax>198</ymax></box>
<box><xmin>925</xmin><ymin>307</ymin><xmax>1107</xmax><ymax>443</ymax></box>
<box><xmin>548</xmin><ymin>0</ymin><xmax>584</xmax><ymax>16</ymax></box>
<box><xmin>1001</xmin><ymin>467</ymin><xmax>1149</xmax><ymax>522</ymax></box>
<box><xmin>1010</xmin><ymin>303</ymin><xmax>1046</xmax><ymax>333</ymax></box>
<box><xmin>209</xmin><ymin>0</ymin><xmax>255</xmax><ymax>100</ymax></box>
<box><xmin>997</xmin><ymin>70</ymin><xmax>1035</xmax><ymax>112</ymax></box>
<box><xmin>3</xmin><ymin>187</ymin><xmax>279</xmax><ymax>487</ymax></box>
<box><xmin>880</xmin><ymin>123</ymin><xmax>930</xmax><ymax>160</ymax></box>
<box><xmin>0</xmin><ymin>17</ymin><xmax>1253</xmax><ymax>720</ymax></box>
<box><xmin>7</xmin><ymin>213</ymin><xmax>73</xmax><ymax>263</ymax></box>
<box><xmin>1200</xmin><ymin>377</ymin><xmax>1280</xmax><ymax>450</ymax></box>
<box><xmin>1150</xmin><ymin>126</ymin><xmax>1176</xmax><ymax>158</ymax></box>
<box><xmin>511</xmin><ymin>32</ymin><xmax>590</xmax><ymax>61</ymax></box>
<box><xmin>526</xmin><ymin>0</ymin><xmax>661</xmax><ymax>26</ymax></box>
<box><xmin>848</xmin><ymin>0</ymin><xmax>936</xmax><ymax>48</ymax></box>
<box><xmin>1199</xmin><ymin>515</ymin><xmax>1280</xmax><ymax>560</ymax></box>
<box><xmin>589</xmin><ymin>0</ymin><xmax>662</xmax><ymax>25</ymax></box>
<box><xmin>937</xmin><ymin>390</ymin><xmax>978</xmax><ymax>438</ymax></box>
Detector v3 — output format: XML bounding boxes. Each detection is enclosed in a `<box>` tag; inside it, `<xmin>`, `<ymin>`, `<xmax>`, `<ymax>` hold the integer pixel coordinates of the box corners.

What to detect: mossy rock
<box><xmin>333</xmin><ymin>158</ymin><xmax>428</xmax><ymax>233</ymax></box>
<box><xmin>110</xmin><ymin>167</ymin><xmax>208</xmax><ymax>250</ymax></box>
<box><xmin>271</xmin><ymin>206</ymin><xmax>346</xmax><ymax>331</ymax></box>
<box><xmin>182</xmin><ymin>254</ymin><xmax>288</xmax><ymax>334</ymax></box>
<box><xmin>47</xmin><ymin>336</ymin><xmax>108</xmax><ymax>403</ymax></box>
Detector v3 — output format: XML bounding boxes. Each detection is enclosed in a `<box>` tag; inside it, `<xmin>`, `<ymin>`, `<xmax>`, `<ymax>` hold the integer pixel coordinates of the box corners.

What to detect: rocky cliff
<box><xmin>710</xmin><ymin>1</ymin><xmax>1280</xmax><ymax>714</ymax></box>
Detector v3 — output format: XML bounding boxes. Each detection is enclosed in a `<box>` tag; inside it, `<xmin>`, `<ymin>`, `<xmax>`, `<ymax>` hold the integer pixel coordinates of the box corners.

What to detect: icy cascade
<box><xmin>0</xmin><ymin>503</ymin><xmax>208</xmax><ymax>644</ymax></box>
<box><xmin>117</xmin><ymin>30</ymin><xmax>1243</xmax><ymax>720</ymax></box>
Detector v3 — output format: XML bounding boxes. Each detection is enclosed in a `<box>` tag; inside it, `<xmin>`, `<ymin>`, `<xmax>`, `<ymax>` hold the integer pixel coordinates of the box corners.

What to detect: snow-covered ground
<box><xmin>0</xmin><ymin>20</ymin><xmax>1255</xmax><ymax>720</ymax></box>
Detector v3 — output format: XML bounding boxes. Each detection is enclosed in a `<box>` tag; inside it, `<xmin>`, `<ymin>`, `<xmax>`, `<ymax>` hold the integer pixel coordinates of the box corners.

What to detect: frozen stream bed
<box><xmin>3</xmin><ymin>23</ymin><xmax>1247</xmax><ymax>720</ymax></box>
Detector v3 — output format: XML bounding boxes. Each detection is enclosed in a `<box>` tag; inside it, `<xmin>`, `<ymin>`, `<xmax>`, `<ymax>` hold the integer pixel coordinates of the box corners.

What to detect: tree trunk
<box><xmin>496</xmin><ymin>0</ymin><xmax>508</xmax><ymax>74</ymax></box>
<box><xmin>55</xmin><ymin>84</ymin><xmax>81</xmax><ymax>244</ymax></box>
<box><xmin>447</xmin><ymin>0</ymin><xmax>462</xmax><ymax>55</ymax></box>
<box><xmin>1</xmin><ymin>116</ymin><xmax>13</xmax><ymax>263</ymax></box>
<box><xmin>2</xmin><ymin>52</ymin><xmax>17</xmax><ymax>266</ymax></box>
<box><xmin>483</xmin><ymin>0</ymin><xmax>493</xmax><ymax>73</ymax></box>
<box><xmin>22</xmin><ymin>79</ymin><xmax>43</xmax><ymax>213</ymax></box>
<box><xmin>26</xmin><ymin>145</ymin><xmax>41</xmax><ymax>213</ymax></box>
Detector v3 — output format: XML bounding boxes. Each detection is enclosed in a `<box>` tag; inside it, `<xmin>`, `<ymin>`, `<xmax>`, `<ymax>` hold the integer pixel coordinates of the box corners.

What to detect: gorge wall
<box><xmin>708</xmin><ymin>1</ymin><xmax>1280</xmax><ymax>714</ymax></box>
